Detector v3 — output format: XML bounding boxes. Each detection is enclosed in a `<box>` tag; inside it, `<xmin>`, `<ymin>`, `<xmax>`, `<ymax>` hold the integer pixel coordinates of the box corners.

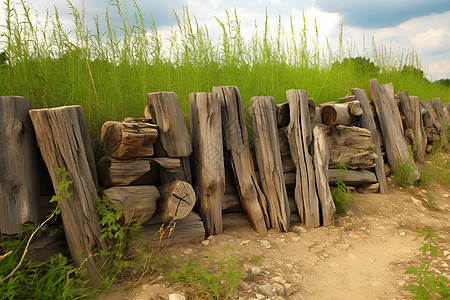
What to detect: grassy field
<box><xmin>0</xmin><ymin>1</ymin><xmax>449</xmax><ymax>156</ymax></box>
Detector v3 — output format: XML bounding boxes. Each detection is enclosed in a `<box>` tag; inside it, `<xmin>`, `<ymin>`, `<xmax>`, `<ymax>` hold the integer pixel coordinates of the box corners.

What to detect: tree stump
<box><xmin>190</xmin><ymin>92</ymin><xmax>225</xmax><ymax>235</ymax></box>
<box><xmin>29</xmin><ymin>105</ymin><xmax>108</xmax><ymax>282</ymax></box>
<box><xmin>0</xmin><ymin>96</ymin><xmax>41</xmax><ymax>234</ymax></box>
<box><xmin>212</xmin><ymin>86</ymin><xmax>268</xmax><ymax>234</ymax></box>
<box><xmin>352</xmin><ymin>88</ymin><xmax>388</xmax><ymax>193</ymax></box>
<box><xmin>286</xmin><ymin>89</ymin><xmax>320</xmax><ymax>228</ymax></box>
<box><xmin>249</xmin><ymin>96</ymin><xmax>290</xmax><ymax>232</ymax></box>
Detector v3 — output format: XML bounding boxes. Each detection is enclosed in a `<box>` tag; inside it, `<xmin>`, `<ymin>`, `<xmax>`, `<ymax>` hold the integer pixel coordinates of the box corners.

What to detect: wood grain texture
<box><xmin>213</xmin><ymin>86</ymin><xmax>268</xmax><ymax>234</ymax></box>
<box><xmin>29</xmin><ymin>105</ymin><xmax>108</xmax><ymax>282</ymax></box>
<box><xmin>352</xmin><ymin>88</ymin><xmax>388</xmax><ymax>193</ymax></box>
<box><xmin>190</xmin><ymin>92</ymin><xmax>225</xmax><ymax>235</ymax></box>
<box><xmin>286</xmin><ymin>89</ymin><xmax>320</xmax><ymax>228</ymax></box>
<box><xmin>0</xmin><ymin>96</ymin><xmax>41</xmax><ymax>234</ymax></box>
<box><xmin>249</xmin><ymin>96</ymin><xmax>290</xmax><ymax>232</ymax></box>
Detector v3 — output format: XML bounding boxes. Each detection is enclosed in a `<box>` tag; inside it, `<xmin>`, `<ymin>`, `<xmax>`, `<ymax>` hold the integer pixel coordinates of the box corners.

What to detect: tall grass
<box><xmin>0</xmin><ymin>0</ymin><xmax>449</xmax><ymax>156</ymax></box>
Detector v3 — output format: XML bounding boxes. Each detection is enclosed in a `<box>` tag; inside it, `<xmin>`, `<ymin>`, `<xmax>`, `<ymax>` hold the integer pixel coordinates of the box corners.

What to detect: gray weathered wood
<box><xmin>397</xmin><ymin>92</ymin><xmax>427</xmax><ymax>164</ymax></box>
<box><xmin>29</xmin><ymin>105</ymin><xmax>108</xmax><ymax>282</ymax></box>
<box><xmin>352</xmin><ymin>88</ymin><xmax>388</xmax><ymax>193</ymax></box>
<box><xmin>249</xmin><ymin>96</ymin><xmax>290</xmax><ymax>232</ymax></box>
<box><xmin>103</xmin><ymin>185</ymin><xmax>160</xmax><ymax>225</ymax></box>
<box><xmin>369</xmin><ymin>79</ymin><xmax>420</xmax><ymax>182</ymax></box>
<box><xmin>213</xmin><ymin>86</ymin><xmax>268</xmax><ymax>234</ymax></box>
<box><xmin>276</xmin><ymin>102</ymin><xmax>290</xmax><ymax>127</ymax></box>
<box><xmin>286</xmin><ymin>89</ymin><xmax>320</xmax><ymax>228</ymax></box>
<box><xmin>101</xmin><ymin>121</ymin><xmax>157</xmax><ymax>159</ymax></box>
<box><xmin>0</xmin><ymin>96</ymin><xmax>41</xmax><ymax>234</ymax></box>
<box><xmin>98</xmin><ymin>156</ymin><xmax>179</xmax><ymax>186</ymax></box>
<box><xmin>328</xmin><ymin>169</ymin><xmax>377</xmax><ymax>185</ymax></box>
<box><xmin>312</xmin><ymin>125</ymin><xmax>335</xmax><ymax>226</ymax></box>
<box><xmin>155</xmin><ymin>180</ymin><xmax>196</xmax><ymax>223</ymax></box>
<box><xmin>189</xmin><ymin>92</ymin><xmax>225</xmax><ymax>235</ymax></box>
<box><xmin>421</xmin><ymin>100</ymin><xmax>442</xmax><ymax>146</ymax></box>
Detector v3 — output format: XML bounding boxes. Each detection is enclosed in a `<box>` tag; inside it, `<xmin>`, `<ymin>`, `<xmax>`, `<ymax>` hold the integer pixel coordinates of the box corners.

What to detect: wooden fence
<box><xmin>1</xmin><ymin>78</ymin><xmax>449</xmax><ymax>282</ymax></box>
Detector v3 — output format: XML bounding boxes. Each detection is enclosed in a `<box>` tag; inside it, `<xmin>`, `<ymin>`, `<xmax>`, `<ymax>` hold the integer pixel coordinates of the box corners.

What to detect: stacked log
<box><xmin>420</xmin><ymin>98</ymin><xmax>449</xmax><ymax>152</ymax></box>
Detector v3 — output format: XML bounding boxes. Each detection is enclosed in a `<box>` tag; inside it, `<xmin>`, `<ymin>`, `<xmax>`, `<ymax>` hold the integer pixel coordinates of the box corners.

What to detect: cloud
<box><xmin>314</xmin><ymin>0</ymin><xmax>450</xmax><ymax>28</ymax></box>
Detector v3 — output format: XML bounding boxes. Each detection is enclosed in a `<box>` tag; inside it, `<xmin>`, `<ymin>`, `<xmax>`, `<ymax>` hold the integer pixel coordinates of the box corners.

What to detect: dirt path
<box><xmin>100</xmin><ymin>181</ymin><xmax>450</xmax><ymax>300</ymax></box>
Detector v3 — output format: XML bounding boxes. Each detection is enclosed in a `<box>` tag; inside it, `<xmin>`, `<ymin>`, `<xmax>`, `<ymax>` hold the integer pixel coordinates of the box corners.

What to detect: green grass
<box><xmin>0</xmin><ymin>1</ymin><xmax>449</xmax><ymax>157</ymax></box>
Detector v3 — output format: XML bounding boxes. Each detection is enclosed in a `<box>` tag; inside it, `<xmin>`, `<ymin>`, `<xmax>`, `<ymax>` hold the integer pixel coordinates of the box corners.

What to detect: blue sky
<box><xmin>1</xmin><ymin>0</ymin><xmax>449</xmax><ymax>80</ymax></box>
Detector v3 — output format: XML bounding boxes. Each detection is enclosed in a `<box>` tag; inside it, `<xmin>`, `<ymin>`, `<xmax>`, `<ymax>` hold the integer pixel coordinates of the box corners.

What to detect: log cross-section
<box><xmin>249</xmin><ymin>96</ymin><xmax>290</xmax><ymax>232</ymax></box>
<box><xmin>189</xmin><ymin>92</ymin><xmax>225</xmax><ymax>235</ymax></box>
<box><xmin>212</xmin><ymin>86</ymin><xmax>268</xmax><ymax>234</ymax></box>
<box><xmin>29</xmin><ymin>105</ymin><xmax>108</xmax><ymax>282</ymax></box>
<box><xmin>286</xmin><ymin>89</ymin><xmax>320</xmax><ymax>228</ymax></box>
<box><xmin>352</xmin><ymin>88</ymin><xmax>388</xmax><ymax>193</ymax></box>
<box><xmin>0</xmin><ymin>96</ymin><xmax>41</xmax><ymax>234</ymax></box>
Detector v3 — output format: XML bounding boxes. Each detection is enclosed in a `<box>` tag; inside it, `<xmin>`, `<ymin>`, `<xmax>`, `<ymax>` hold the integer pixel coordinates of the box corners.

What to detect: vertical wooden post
<box><xmin>29</xmin><ymin>105</ymin><xmax>108</xmax><ymax>282</ymax></box>
<box><xmin>286</xmin><ymin>89</ymin><xmax>320</xmax><ymax>228</ymax></box>
<box><xmin>212</xmin><ymin>86</ymin><xmax>268</xmax><ymax>234</ymax></box>
<box><xmin>352</xmin><ymin>88</ymin><xmax>388</xmax><ymax>193</ymax></box>
<box><xmin>249</xmin><ymin>96</ymin><xmax>290</xmax><ymax>232</ymax></box>
<box><xmin>0</xmin><ymin>96</ymin><xmax>41</xmax><ymax>234</ymax></box>
<box><xmin>190</xmin><ymin>92</ymin><xmax>225</xmax><ymax>235</ymax></box>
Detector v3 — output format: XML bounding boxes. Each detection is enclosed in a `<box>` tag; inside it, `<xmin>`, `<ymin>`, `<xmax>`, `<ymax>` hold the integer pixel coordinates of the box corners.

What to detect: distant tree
<box><xmin>434</xmin><ymin>78</ymin><xmax>450</xmax><ymax>86</ymax></box>
<box><xmin>401</xmin><ymin>65</ymin><xmax>425</xmax><ymax>78</ymax></box>
<box><xmin>331</xmin><ymin>56</ymin><xmax>380</xmax><ymax>74</ymax></box>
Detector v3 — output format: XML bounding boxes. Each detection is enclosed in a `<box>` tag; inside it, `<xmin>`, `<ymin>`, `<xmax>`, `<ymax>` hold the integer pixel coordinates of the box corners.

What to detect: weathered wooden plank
<box><xmin>190</xmin><ymin>92</ymin><xmax>225</xmax><ymax>235</ymax></box>
<box><xmin>276</xmin><ymin>102</ymin><xmax>290</xmax><ymax>128</ymax></box>
<box><xmin>320</xmin><ymin>101</ymin><xmax>362</xmax><ymax>126</ymax></box>
<box><xmin>249</xmin><ymin>96</ymin><xmax>290</xmax><ymax>232</ymax></box>
<box><xmin>213</xmin><ymin>86</ymin><xmax>268</xmax><ymax>234</ymax></box>
<box><xmin>352</xmin><ymin>88</ymin><xmax>388</xmax><ymax>193</ymax></box>
<box><xmin>29</xmin><ymin>105</ymin><xmax>108</xmax><ymax>282</ymax></box>
<box><xmin>328</xmin><ymin>168</ymin><xmax>377</xmax><ymax>185</ymax></box>
<box><xmin>369</xmin><ymin>79</ymin><xmax>419</xmax><ymax>182</ymax></box>
<box><xmin>313</xmin><ymin>125</ymin><xmax>335</xmax><ymax>226</ymax></box>
<box><xmin>397</xmin><ymin>92</ymin><xmax>427</xmax><ymax>164</ymax></box>
<box><xmin>286</xmin><ymin>89</ymin><xmax>320</xmax><ymax>228</ymax></box>
<box><xmin>101</xmin><ymin>121</ymin><xmax>157</xmax><ymax>159</ymax></box>
<box><xmin>0</xmin><ymin>96</ymin><xmax>41</xmax><ymax>234</ymax></box>
<box><xmin>103</xmin><ymin>185</ymin><xmax>160</xmax><ymax>225</ymax></box>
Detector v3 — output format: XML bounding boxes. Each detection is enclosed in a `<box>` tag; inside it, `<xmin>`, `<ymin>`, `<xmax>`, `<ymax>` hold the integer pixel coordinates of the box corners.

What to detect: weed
<box><xmin>393</xmin><ymin>147</ymin><xmax>418</xmax><ymax>188</ymax></box>
<box><xmin>405</xmin><ymin>230</ymin><xmax>450</xmax><ymax>299</ymax></box>
<box><xmin>331</xmin><ymin>163</ymin><xmax>352</xmax><ymax>214</ymax></box>
<box><xmin>158</xmin><ymin>246</ymin><xmax>243</xmax><ymax>299</ymax></box>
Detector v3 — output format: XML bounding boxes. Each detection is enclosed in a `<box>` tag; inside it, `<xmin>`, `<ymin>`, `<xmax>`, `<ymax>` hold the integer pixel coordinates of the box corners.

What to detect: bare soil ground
<box><xmin>100</xmin><ymin>178</ymin><xmax>450</xmax><ymax>300</ymax></box>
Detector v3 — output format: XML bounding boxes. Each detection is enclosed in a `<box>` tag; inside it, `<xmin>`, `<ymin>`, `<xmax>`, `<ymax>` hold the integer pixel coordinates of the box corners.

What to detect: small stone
<box><xmin>255</xmin><ymin>294</ymin><xmax>266</xmax><ymax>300</ymax></box>
<box><xmin>291</xmin><ymin>225</ymin><xmax>307</xmax><ymax>233</ymax></box>
<box><xmin>399</xmin><ymin>231</ymin><xmax>406</xmax><ymax>236</ymax></box>
<box><xmin>286</xmin><ymin>263</ymin><xmax>293</xmax><ymax>269</ymax></box>
<box><xmin>371</xmin><ymin>258</ymin><xmax>375</xmax><ymax>263</ymax></box>
<box><xmin>284</xmin><ymin>283</ymin><xmax>293</xmax><ymax>295</ymax></box>
<box><xmin>142</xmin><ymin>284</ymin><xmax>150</xmax><ymax>291</ymax></box>
<box><xmin>336</xmin><ymin>243</ymin><xmax>350</xmax><ymax>250</ymax></box>
<box><xmin>184</xmin><ymin>248</ymin><xmax>193</xmax><ymax>255</ymax></box>
<box><xmin>272</xmin><ymin>276</ymin><xmax>287</xmax><ymax>284</ymax></box>
<box><xmin>398</xmin><ymin>280</ymin><xmax>406</xmax><ymax>286</ymax></box>
<box><xmin>323</xmin><ymin>253</ymin><xmax>329</xmax><ymax>258</ymax></box>
<box><xmin>421</xmin><ymin>189</ymin><xmax>427</xmax><ymax>194</ymax></box>
<box><xmin>220</xmin><ymin>279</ymin><xmax>227</xmax><ymax>285</ymax></box>
<box><xmin>207</xmin><ymin>235</ymin><xmax>215</xmax><ymax>240</ymax></box>
<box><xmin>169</xmin><ymin>294</ymin><xmax>186</xmax><ymax>300</ymax></box>
<box><xmin>443</xmin><ymin>250</ymin><xmax>449</xmax><ymax>256</ymax></box>
<box><xmin>272</xmin><ymin>283</ymin><xmax>285</xmax><ymax>295</ymax></box>
<box><xmin>240</xmin><ymin>240</ymin><xmax>250</xmax><ymax>246</ymax></box>
<box><xmin>201</xmin><ymin>240</ymin><xmax>210</xmax><ymax>246</ymax></box>
<box><xmin>292</xmin><ymin>236</ymin><xmax>301</xmax><ymax>242</ymax></box>
<box><xmin>252</xmin><ymin>266</ymin><xmax>263</xmax><ymax>276</ymax></box>
<box><xmin>239</xmin><ymin>281</ymin><xmax>250</xmax><ymax>290</ymax></box>
<box><xmin>260</xmin><ymin>240</ymin><xmax>272</xmax><ymax>248</ymax></box>
<box><xmin>258</xmin><ymin>283</ymin><xmax>273</xmax><ymax>296</ymax></box>
<box><xmin>444</xmin><ymin>193</ymin><xmax>449</xmax><ymax>198</ymax></box>
<box><xmin>442</xmin><ymin>262</ymin><xmax>449</xmax><ymax>268</ymax></box>
<box><xmin>293</xmin><ymin>273</ymin><xmax>303</xmax><ymax>281</ymax></box>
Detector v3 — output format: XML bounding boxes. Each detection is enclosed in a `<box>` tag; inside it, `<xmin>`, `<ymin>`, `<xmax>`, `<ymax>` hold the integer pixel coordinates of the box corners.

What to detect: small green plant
<box><xmin>419</xmin><ymin>140</ymin><xmax>450</xmax><ymax>190</ymax></box>
<box><xmin>158</xmin><ymin>246</ymin><xmax>243</xmax><ymax>299</ymax></box>
<box><xmin>405</xmin><ymin>230</ymin><xmax>450</xmax><ymax>299</ymax></box>
<box><xmin>331</xmin><ymin>163</ymin><xmax>352</xmax><ymax>214</ymax></box>
<box><xmin>393</xmin><ymin>147</ymin><xmax>418</xmax><ymax>188</ymax></box>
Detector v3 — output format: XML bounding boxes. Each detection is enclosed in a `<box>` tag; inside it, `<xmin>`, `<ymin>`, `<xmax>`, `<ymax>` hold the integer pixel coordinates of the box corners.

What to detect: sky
<box><xmin>1</xmin><ymin>0</ymin><xmax>449</xmax><ymax>80</ymax></box>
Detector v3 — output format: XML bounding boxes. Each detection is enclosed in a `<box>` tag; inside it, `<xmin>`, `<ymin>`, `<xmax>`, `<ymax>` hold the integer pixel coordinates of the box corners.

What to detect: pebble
<box><xmin>255</xmin><ymin>294</ymin><xmax>266</xmax><ymax>300</ymax></box>
<box><xmin>411</xmin><ymin>197</ymin><xmax>421</xmax><ymax>205</ymax></box>
<box><xmin>323</xmin><ymin>253</ymin><xmax>329</xmax><ymax>258</ymax></box>
<box><xmin>272</xmin><ymin>276</ymin><xmax>287</xmax><ymax>284</ymax></box>
<box><xmin>284</xmin><ymin>283</ymin><xmax>293</xmax><ymax>295</ymax></box>
<box><xmin>252</xmin><ymin>266</ymin><xmax>263</xmax><ymax>276</ymax></box>
<box><xmin>399</xmin><ymin>231</ymin><xmax>406</xmax><ymax>236</ymax></box>
<box><xmin>286</xmin><ymin>263</ymin><xmax>293</xmax><ymax>269</ymax></box>
<box><xmin>444</xmin><ymin>193</ymin><xmax>449</xmax><ymax>198</ymax></box>
<box><xmin>421</xmin><ymin>189</ymin><xmax>428</xmax><ymax>194</ymax></box>
<box><xmin>398</xmin><ymin>280</ymin><xmax>406</xmax><ymax>286</ymax></box>
<box><xmin>442</xmin><ymin>262</ymin><xmax>449</xmax><ymax>268</ymax></box>
<box><xmin>258</xmin><ymin>283</ymin><xmax>273</xmax><ymax>296</ymax></box>
<box><xmin>291</xmin><ymin>225</ymin><xmax>307</xmax><ymax>233</ymax></box>
<box><xmin>201</xmin><ymin>240</ymin><xmax>210</xmax><ymax>246</ymax></box>
<box><xmin>444</xmin><ymin>250</ymin><xmax>449</xmax><ymax>256</ymax></box>
<box><xmin>272</xmin><ymin>283</ymin><xmax>285</xmax><ymax>295</ymax></box>
<box><xmin>184</xmin><ymin>248</ymin><xmax>193</xmax><ymax>255</ymax></box>
<box><xmin>260</xmin><ymin>240</ymin><xmax>272</xmax><ymax>248</ymax></box>
<box><xmin>240</xmin><ymin>240</ymin><xmax>250</xmax><ymax>246</ymax></box>
<box><xmin>169</xmin><ymin>294</ymin><xmax>186</xmax><ymax>300</ymax></box>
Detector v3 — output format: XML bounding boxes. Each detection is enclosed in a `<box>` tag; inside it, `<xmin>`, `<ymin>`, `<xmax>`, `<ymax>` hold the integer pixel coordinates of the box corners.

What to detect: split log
<box><xmin>154</xmin><ymin>180</ymin><xmax>196</xmax><ymax>223</ymax></box>
<box><xmin>352</xmin><ymin>88</ymin><xmax>388</xmax><ymax>193</ymax></box>
<box><xmin>101</xmin><ymin>121</ymin><xmax>158</xmax><ymax>159</ymax></box>
<box><xmin>189</xmin><ymin>92</ymin><xmax>225</xmax><ymax>235</ymax></box>
<box><xmin>147</xmin><ymin>92</ymin><xmax>192</xmax><ymax>182</ymax></box>
<box><xmin>29</xmin><ymin>105</ymin><xmax>108</xmax><ymax>282</ymax></box>
<box><xmin>277</xmin><ymin>102</ymin><xmax>290</xmax><ymax>127</ymax></box>
<box><xmin>431</xmin><ymin>98</ymin><xmax>448</xmax><ymax>127</ymax></box>
<box><xmin>140</xmin><ymin>212</ymin><xmax>205</xmax><ymax>249</ymax></box>
<box><xmin>286</xmin><ymin>89</ymin><xmax>320</xmax><ymax>228</ymax></box>
<box><xmin>312</xmin><ymin>125</ymin><xmax>335</xmax><ymax>226</ymax></box>
<box><xmin>0</xmin><ymin>96</ymin><xmax>41</xmax><ymax>234</ymax></box>
<box><xmin>369</xmin><ymin>79</ymin><xmax>419</xmax><ymax>182</ymax></box>
<box><xmin>328</xmin><ymin>169</ymin><xmax>377</xmax><ymax>186</ymax></box>
<box><xmin>320</xmin><ymin>101</ymin><xmax>362</xmax><ymax>126</ymax></box>
<box><xmin>98</xmin><ymin>156</ymin><xmax>180</xmax><ymax>186</ymax></box>
<box><xmin>212</xmin><ymin>86</ymin><xmax>268</xmax><ymax>234</ymax></box>
<box><xmin>443</xmin><ymin>105</ymin><xmax>450</xmax><ymax>126</ymax></box>
<box><xmin>249</xmin><ymin>96</ymin><xmax>290</xmax><ymax>232</ymax></box>
<box><xmin>339</xmin><ymin>95</ymin><xmax>357</xmax><ymax>103</ymax></box>
<box><xmin>397</xmin><ymin>92</ymin><xmax>427</xmax><ymax>164</ymax></box>
<box><xmin>103</xmin><ymin>185</ymin><xmax>160</xmax><ymax>225</ymax></box>
<box><xmin>323</xmin><ymin>125</ymin><xmax>378</xmax><ymax>169</ymax></box>
<box><xmin>421</xmin><ymin>100</ymin><xmax>448</xmax><ymax>148</ymax></box>
<box><xmin>356</xmin><ymin>183</ymin><xmax>380</xmax><ymax>194</ymax></box>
